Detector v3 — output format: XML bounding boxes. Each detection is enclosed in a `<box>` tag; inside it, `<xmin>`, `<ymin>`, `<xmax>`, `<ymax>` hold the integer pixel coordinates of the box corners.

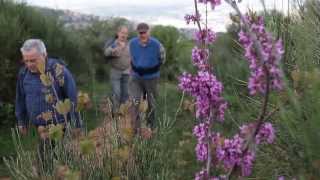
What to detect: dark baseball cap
<box><xmin>136</xmin><ymin>23</ymin><xmax>149</xmax><ymax>32</ymax></box>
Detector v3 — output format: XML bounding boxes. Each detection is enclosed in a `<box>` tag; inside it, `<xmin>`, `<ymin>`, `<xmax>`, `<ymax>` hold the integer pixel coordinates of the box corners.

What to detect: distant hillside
<box><xmin>34</xmin><ymin>6</ymin><xmax>100</xmax><ymax>29</ymax></box>
<box><xmin>179</xmin><ymin>28</ymin><xmax>196</xmax><ymax>40</ymax></box>
<box><xmin>33</xmin><ymin>6</ymin><xmax>198</xmax><ymax>38</ymax></box>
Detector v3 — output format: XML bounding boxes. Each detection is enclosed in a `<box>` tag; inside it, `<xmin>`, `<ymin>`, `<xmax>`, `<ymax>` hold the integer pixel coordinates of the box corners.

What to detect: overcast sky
<box><xmin>24</xmin><ymin>0</ymin><xmax>294</xmax><ymax>32</ymax></box>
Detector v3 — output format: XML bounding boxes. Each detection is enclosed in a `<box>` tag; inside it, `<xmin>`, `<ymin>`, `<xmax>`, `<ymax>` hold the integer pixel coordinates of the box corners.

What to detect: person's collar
<box><xmin>139</xmin><ymin>37</ymin><xmax>150</xmax><ymax>47</ymax></box>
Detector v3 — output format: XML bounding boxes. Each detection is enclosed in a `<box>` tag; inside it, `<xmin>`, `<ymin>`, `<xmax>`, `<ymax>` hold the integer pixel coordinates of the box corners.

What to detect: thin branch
<box><xmin>206</xmin><ymin>2</ymin><xmax>208</xmax><ymax>30</ymax></box>
<box><xmin>194</xmin><ymin>0</ymin><xmax>202</xmax><ymax>31</ymax></box>
<box><xmin>206</xmin><ymin>127</ymin><xmax>212</xmax><ymax>174</ymax></box>
<box><xmin>258</xmin><ymin>66</ymin><xmax>271</xmax><ymax>121</ymax></box>
<box><xmin>260</xmin><ymin>0</ymin><xmax>267</xmax><ymax>15</ymax></box>
<box><xmin>242</xmin><ymin>68</ymin><xmax>271</xmax><ymax>151</ymax></box>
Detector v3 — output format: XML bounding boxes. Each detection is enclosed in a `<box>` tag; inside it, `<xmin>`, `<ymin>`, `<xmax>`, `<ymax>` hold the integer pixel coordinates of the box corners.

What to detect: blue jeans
<box><xmin>110</xmin><ymin>68</ymin><xmax>129</xmax><ymax>113</ymax></box>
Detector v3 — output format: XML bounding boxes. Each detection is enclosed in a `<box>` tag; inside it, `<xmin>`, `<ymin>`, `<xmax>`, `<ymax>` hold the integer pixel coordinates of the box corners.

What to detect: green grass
<box><xmin>1</xmin><ymin>1</ymin><xmax>320</xmax><ymax>178</ymax></box>
<box><xmin>0</xmin><ymin>79</ymin><xmax>198</xmax><ymax>179</ymax></box>
<box><xmin>0</xmin><ymin>79</ymin><xmax>195</xmax><ymax>177</ymax></box>
<box><xmin>78</xmin><ymin>79</ymin><xmax>111</xmax><ymax>130</ymax></box>
<box><xmin>0</xmin><ymin>128</ymin><xmax>39</xmax><ymax>176</ymax></box>
<box><xmin>2</xmin><ymin>75</ymin><xmax>320</xmax><ymax>178</ymax></box>
<box><xmin>0</xmin><ymin>80</ymin><xmax>110</xmax><ymax>177</ymax></box>
<box><xmin>0</xmin><ymin>129</ymin><xmax>14</xmax><ymax>176</ymax></box>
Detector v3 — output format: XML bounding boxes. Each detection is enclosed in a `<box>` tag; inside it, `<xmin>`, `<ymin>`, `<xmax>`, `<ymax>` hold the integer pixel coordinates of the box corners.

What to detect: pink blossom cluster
<box><xmin>191</xmin><ymin>47</ymin><xmax>209</xmax><ymax>70</ymax></box>
<box><xmin>179</xmin><ymin>71</ymin><xmax>227</xmax><ymax>120</ymax></box>
<box><xmin>216</xmin><ymin>134</ymin><xmax>255</xmax><ymax>177</ymax></box>
<box><xmin>198</xmin><ymin>0</ymin><xmax>221</xmax><ymax>9</ymax></box>
<box><xmin>240</xmin><ymin>151</ymin><xmax>256</xmax><ymax>176</ymax></box>
<box><xmin>238</xmin><ymin>15</ymin><xmax>284</xmax><ymax>95</ymax></box>
<box><xmin>193</xmin><ymin>122</ymin><xmax>209</xmax><ymax>161</ymax></box>
<box><xmin>211</xmin><ymin>122</ymin><xmax>274</xmax><ymax>177</ymax></box>
<box><xmin>194</xmin><ymin>29</ymin><xmax>217</xmax><ymax>44</ymax></box>
<box><xmin>255</xmin><ymin>122</ymin><xmax>275</xmax><ymax>144</ymax></box>
<box><xmin>193</xmin><ymin>122</ymin><xmax>209</xmax><ymax>142</ymax></box>
<box><xmin>185</xmin><ymin>13</ymin><xmax>201</xmax><ymax>25</ymax></box>
<box><xmin>191</xmin><ymin>29</ymin><xmax>217</xmax><ymax>70</ymax></box>
<box><xmin>195</xmin><ymin>142</ymin><xmax>208</xmax><ymax>161</ymax></box>
<box><xmin>240</xmin><ymin>122</ymin><xmax>276</xmax><ymax>145</ymax></box>
<box><xmin>216</xmin><ymin>134</ymin><xmax>244</xmax><ymax>169</ymax></box>
<box><xmin>193</xmin><ymin>124</ymin><xmax>220</xmax><ymax>163</ymax></box>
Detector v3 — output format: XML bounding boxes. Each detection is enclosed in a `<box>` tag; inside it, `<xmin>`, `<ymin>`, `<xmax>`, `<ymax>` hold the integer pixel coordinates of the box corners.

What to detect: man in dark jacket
<box><xmin>16</xmin><ymin>39</ymin><xmax>81</xmax><ymax>134</ymax></box>
<box><xmin>15</xmin><ymin>39</ymin><xmax>81</xmax><ymax>171</ymax></box>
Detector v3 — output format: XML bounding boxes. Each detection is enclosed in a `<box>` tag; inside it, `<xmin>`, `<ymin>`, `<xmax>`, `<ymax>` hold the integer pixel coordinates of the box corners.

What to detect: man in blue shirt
<box><xmin>129</xmin><ymin>23</ymin><xmax>165</xmax><ymax>132</ymax></box>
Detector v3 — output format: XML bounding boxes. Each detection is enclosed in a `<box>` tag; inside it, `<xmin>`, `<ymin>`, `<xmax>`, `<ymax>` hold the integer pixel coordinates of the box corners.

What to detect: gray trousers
<box><xmin>110</xmin><ymin>68</ymin><xmax>129</xmax><ymax>114</ymax></box>
<box><xmin>129</xmin><ymin>76</ymin><xmax>159</xmax><ymax>130</ymax></box>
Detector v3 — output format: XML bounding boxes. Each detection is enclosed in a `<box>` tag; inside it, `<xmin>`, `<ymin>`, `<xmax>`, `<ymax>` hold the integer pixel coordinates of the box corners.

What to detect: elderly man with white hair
<box><xmin>16</xmin><ymin>39</ymin><xmax>81</xmax><ymax>132</ymax></box>
<box><xmin>15</xmin><ymin>39</ymin><xmax>81</xmax><ymax>171</ymax></box>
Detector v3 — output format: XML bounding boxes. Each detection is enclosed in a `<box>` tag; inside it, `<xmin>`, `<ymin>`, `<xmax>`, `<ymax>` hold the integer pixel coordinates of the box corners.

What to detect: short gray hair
<box><xmin>117</xmin><ymin>25</ymin><xmax>128</xmax><ymax>32</ymax></box>
<box><xmin>20</xmin><ymin>39</ymin><xmax>47</xmax><ymax>56</ymax></box>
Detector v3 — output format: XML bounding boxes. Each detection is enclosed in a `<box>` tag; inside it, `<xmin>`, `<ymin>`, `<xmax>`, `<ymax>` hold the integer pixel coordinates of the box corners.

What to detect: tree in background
<box><xmin>151</xmin><ymin>25</ymin><xmax>194</xmax><ymax>81</ymax></box>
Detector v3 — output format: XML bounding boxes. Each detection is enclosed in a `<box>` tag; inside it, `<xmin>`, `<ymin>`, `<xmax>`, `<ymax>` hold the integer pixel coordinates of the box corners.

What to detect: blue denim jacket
<box><xmin>15</xmin><ymin>58</ymin><xmax>81</xmax><ymax>128</ymax></box>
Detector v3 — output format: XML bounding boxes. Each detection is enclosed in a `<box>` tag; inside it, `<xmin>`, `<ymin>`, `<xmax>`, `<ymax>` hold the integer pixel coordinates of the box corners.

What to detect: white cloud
<box><xmin>24</xmin><ymin>0</ymin><xmax>294</xmax><ymax>31</ymax></box>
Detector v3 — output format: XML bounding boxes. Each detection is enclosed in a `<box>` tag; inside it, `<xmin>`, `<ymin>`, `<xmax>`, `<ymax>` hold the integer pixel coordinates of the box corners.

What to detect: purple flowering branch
<box><xmin>224</xmin><ymin>0</ymin><xmax>282</xmax><ymax>177</ymax></box>
<box><xmin>189</xmin><ymin>0</ymin><xmax>226</xmax><ymax>178</ymax></box>
<box><xmin>194</xmin><ymin>0</ymin><xmax>211</xmax><ymax>174</ymax></box>
<box><xmin>180</xmin><ymin>0</ymin><xmax>283</xmax><ymax>179</ymax></box>
<box><xmin>192</xmin><ymin>0</ymin><xmax>213</xmax><ymax>175</ymax></box>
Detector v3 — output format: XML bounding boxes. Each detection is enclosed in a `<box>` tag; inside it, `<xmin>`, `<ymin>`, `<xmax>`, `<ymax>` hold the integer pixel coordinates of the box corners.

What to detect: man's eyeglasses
<box><xmin>139</xmin><ymin>31</ymin><xmax>147</xmax><ymax>35</ymax></box>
